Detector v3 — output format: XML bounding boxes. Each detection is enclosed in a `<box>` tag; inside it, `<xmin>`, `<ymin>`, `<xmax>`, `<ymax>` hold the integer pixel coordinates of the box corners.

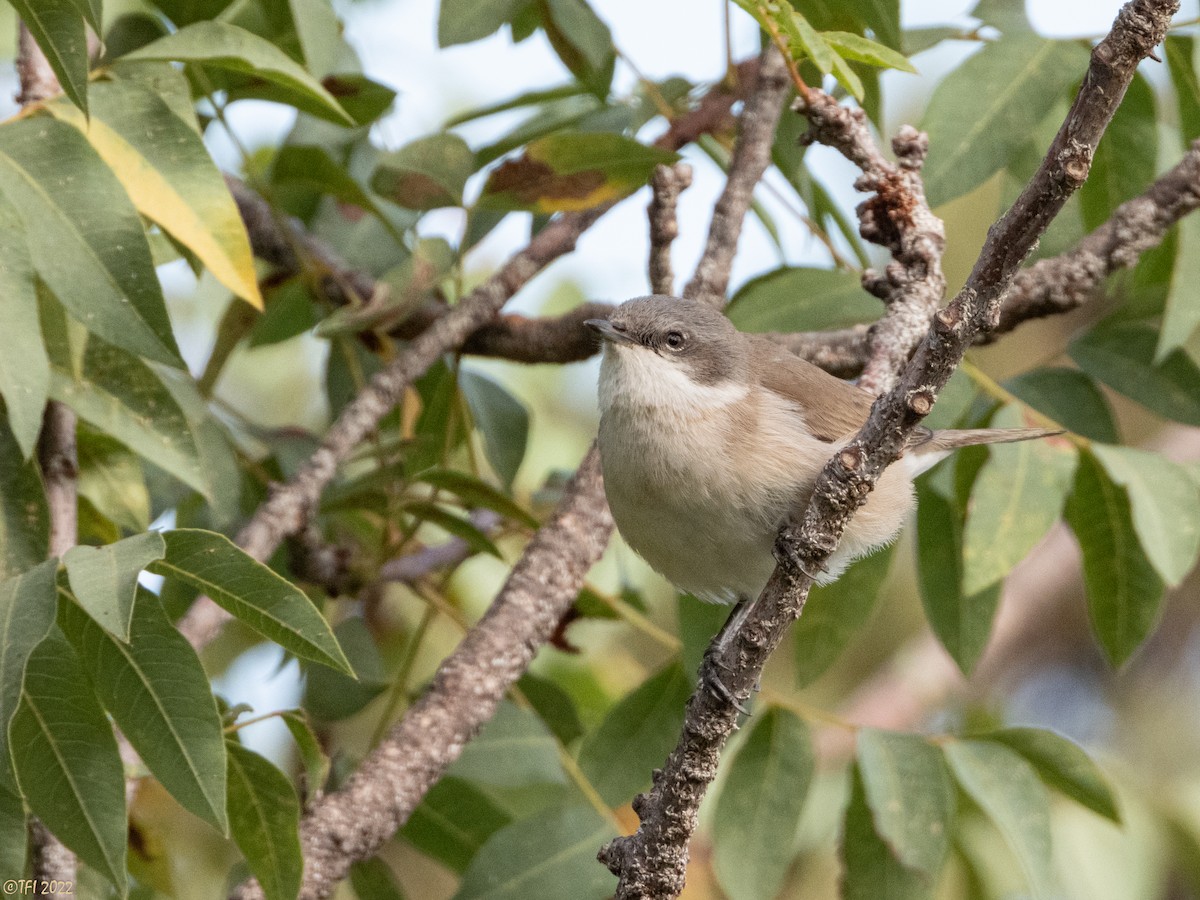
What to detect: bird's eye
<box><xmin>664</xmin><ymin>331</ymin><xmax>686</xmax><ymax>350</ymax></box>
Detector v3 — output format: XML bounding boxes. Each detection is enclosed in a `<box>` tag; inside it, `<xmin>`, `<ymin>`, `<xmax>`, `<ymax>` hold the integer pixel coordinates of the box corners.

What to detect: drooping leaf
<box><xmin>302</xmin><ymin>617</ymin><xmax>388</xmax><ymax>721</ymax></box>
<box><xmin>841</xmin><ymin>763</ymin><xmax>932</xmax><ymax>900</ymax></box>
<box><xmin>856</xmin><ymin>729</ymin><xmax>954</xmax><ymax>878</ymax></box>
<box><xmin>452</xmin><ymin>804</ymin><xmax>617</xmax><ymax>900</ymax></box>
<box><xmin>400</xmin><ymin>776</ymin><xmax>513</xmax><ymax>873</ymax></box>
<box><xmin>437</xmin><ymin>0</ymin><xmax>531</xmax><ymax>47</ymax></box>
<box><xmin>9</xmin><ymin>0</ymin><xmax>89</xmax><ymax>113</ymax></box>
<box><xmin>76</xmin><ymin>426</ymin><xmax>152</xmax><ymax>534</ymax></box>
<box><xmin>1070</xmin><ymin>322</ymin><xmax>1200</xmax><ymax>426</ymax></box>
<box><xmin>370</xmin><ymin>133</ymin><xmax>475</xmax><ymax>210</ymax></box>
<box><xmin>1167</xmin><ymin>35</ymin><xmax>1200</xmax><ymax>145</ymax></box>
<box><xmin>961</xmin><ymin>406</ymin><xmax>1076</xmax><ymax>595</ymax></box>
<box><xmin>447</xmin><ymin>701</ymin><xmax>565</xmax><ymax>788</ymax></box>
<box><xmin>225</xmin><ymin>740</ymin><xmax>302</xmax><ymax>900</ymax></box>
<box><xmin>479</xmin><ymin>132</ymin><xmax>678</xmax><ymax>213</ymax></box>
<box><xmin>11</xmin><ymin>631</ymin><xmax>127</xmax><ymax>893</ymax></box>
<box><xmin>822</xmin><ymin>31</ymin><xmax>916</xmax><ymax>72</ymax></box>
<box><xmin>401</xmin><ymin>502</ymin><xmax>502</xmax><ymax>559</ymax></box>
<box><xmin>0</xmin><ymin>783</ymin><xmax>26</xmax><ymax>881</ymax></box>
<box><xmin>944</xmin><ymin>739</ymin><xmax>1056</xmax><ymax>899</ymax></box>
<box><xmin>63</xmin><ymin>531</ymin><xmax>166</xmax><ymax>640</ymax></box>
<box><xmin>1158</xmin><ymin>213</ymin><xmax>1200</xmax><ymax>362</ymax></box>
<box><xmin>577</xmin><ymin>662</ymin><xmax>691</xmax><ymax>807</ymax></box>
<box><xmin>59</xmin><ymin>591</ymin><xmax>228</xmax><ymax>832</ymax></box>
<box><xmin>794</xmin><ymin>544</ymin><xmax>893</xmax><ymax>686</ymax></box>
<box><xmin>149</xmin><ymin>529</ymin><xmax>353</xmax><ymax>675</ymax></box>
<box><xmin>460</xmin><ymin>371</ymin><xmax>530</xmax><ymax>490</ymax></box>
<box><xmin>0</xmin><ymin>559</ymin><xmax>59</xmax><ymax>789</ymax></box>
<box><xmin>1004</xmin><ymin>368</ymin><xmax>1118</xmax><ymax>444</ymax></box>
<box><xmin>541</xmin><ymin>0</ymin><xmax>615</xmax><ymax>97</ymax></box>
<box><xmin>978</xmin><ymin>727</ymin><xmax>1120</xmax><ymax>823</ymax></box>
<box><xmin>1091</xmin><ymin>444</ymin><xmax>1200</xmax><ymax>587</ymax></box>
<box><xmin>0</xmin><ymin>416</ymin><xmax>49</xmax><ymax>580</ymax></box>
<box><xmin>713</xmin><ymin>708</ymin><xmax>814</xmax><ymax>900</ymax></box>
<box><xmin>416</xmin><ymin>468</ymin><xmax>538</xmax><ymax>529</ymax></box>
<box><xmin>124</xmin><ymin>21</ymin><xmax>353</xmax><ymax>125</ymax></box>
<box><xmin>0</xmin><ymin>118</ymin><xmax>180</xmax><ymax>365</ymax></box>
<box><xmin>319</xmin><ymin>74</ymin><xmax>398</xmax><ymax>126</ymax></box>
<box><xmin>280</xmin><ymin>709</ymin><xmax>330</xmax><ymax>800</ymax></box>
<box><xmin>287</xmin><ymin>0</ymin><xmax>341</xmax><ymax>78</ymax></box>
<box><xmin>921</xmin><ymin>35</ymin><xmax>1090</xmax><ymax>206</ymax></box>
<box><xmin>916</xmin><ymin>482</ymin><xmax>1001</xmax><ymax>674</ymax></box>
<box><xmin>49</xmin><ymin>337</ymin><xmax>210</xmax><ymax>501</ymax></box>
<box><xmin>49</xmin><ymin>80</ymin><xmax>264</xmax><ymax>309</ymax></box>
<box><xmin>1079</xmin><ymin>72</ymin><xmax>1156</xmax><ymax>233</ymax></box>
<box><xmin>0</xmin><ymin>194</ymin><xmax>47</xmax><ymax>459</ymax></box>
<box><xmin>1064</xmin><ymin>450</ymin><xmax>1165</xmax><ymax>667</ymax></box>
<box><xmin>727</xmin><ymin>267</ymin><xmax>881</xmax><ymax>333</ymax></box>
<box><xmin>516</xmin><ymin>672</ymin><xmax>584</xmax><ymax>746</ymax></box>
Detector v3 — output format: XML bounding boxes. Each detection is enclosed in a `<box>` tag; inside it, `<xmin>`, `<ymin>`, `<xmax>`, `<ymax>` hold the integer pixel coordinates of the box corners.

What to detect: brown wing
<box><xmin>748</xmin><ymin>335</ymin><xmax>876</xmax><ymax>442</ymax></box>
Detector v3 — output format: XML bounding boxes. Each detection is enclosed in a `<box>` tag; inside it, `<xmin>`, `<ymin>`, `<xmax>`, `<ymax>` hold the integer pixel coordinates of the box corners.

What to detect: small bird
<box><xmin>588</xmin><ymin>296</ymin><xmax>1057</xmax><ymax>610</ymax></box>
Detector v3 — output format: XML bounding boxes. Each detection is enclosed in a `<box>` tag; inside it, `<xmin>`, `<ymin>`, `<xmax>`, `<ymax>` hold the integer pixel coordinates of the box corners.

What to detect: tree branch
<box><xmin>683</xmin><ymin>45</ymin><xmax>791</xmax><ymax>306</ymax></box>
<box><xmin>647</xmin><ymin>163</ymin><xmax>693</xmax><ymax>296</ymax></box>
<box><xmin>598</xmin><ymin>2</ymin><xmax>1179</xmax><ymax>896</ymax></box>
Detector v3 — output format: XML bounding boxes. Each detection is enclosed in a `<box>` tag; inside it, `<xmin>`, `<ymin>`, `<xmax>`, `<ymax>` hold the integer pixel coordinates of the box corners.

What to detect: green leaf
<box><xmin>274</xmin><ymin>145</ymin><xmax>400</xmax><ymax>239</ymax></box>
<box><xmin>1079</xmin><ymin>72</ymin><xmax>1156</xmax><ymax>233</ymax></box>
<box><xmin>63</xmin><ymin>532</ymin><xmax>165</xmax><ymax>641</ymax></box>
<box><xmin>401</xmin><ymin>776</ymin><xmax>513</xmax><ymax>873</ymax></box>
<box><xmin>978</xmin><ymin>727</ymin><xmax>1120</xmax><ymax>823</ymax></box>
<box><xmin>727</xmin><ymin>266</ymin><xmax>880</xmax><ymax>333</ymax></box>
<box><xmin>541</xmin><ymin>0</ymin><xmax>615</xmax><ymax>97</ymax></box>
<box><xmin>371</xmin><ymin>133</ymin><xmax>475</xmax><ymax>210</ymax></box>
<box><xmin>447</xmin><ymin>702</ymin><xmax>565</xmax><ymax>788</ymax></box>
<box><xmin>841</xmin><ymin>763</ymin><xmax>932</xmax><ymax>900</ymax></box>
<box><xmin>1091</xmin><ymin>444</ymin><xmax>1200</xmax><ymax>587</ymax></box>
<box><xmin>147</xmin><ymin>0</ymin><xmax>235</xmax><ymax>27</ymax></box>
<box><xmin>677</xmin><ymin>595</ymin><xmax>732</xmax><ymax>679</ymax></box>
<box><xmin>577</xmin><ymin>662</ymin><xmax>691</xmax><ymax>807</ymax></box>
<box><xmin>794</xmin><ymin>543</ymin><xmax>893</xmax><ymax>686</ymax></box>
<box><xmin>318</xmin><ymin>74</ymin><xmax>398</xmax><ymax>127</ymax></box>
<box><xmin>1158</xmin><ymin>213</ymin><xmax>1200</xmax><ymax>362</ymax></box>
<box><xmin>124</xmin><ymin>21</ymin><xmax>353</xmax><ymax>125</ymax></box>
<box><xmin>302</xmin><ymin>617</ymin><xmax>388</xmax><ymax>721</ymax></box>
<box><xmin>11</xmin><ymin>631</ymin><xmax>127</xmax><ymax>893</ymax></box>
<box><xmin>1064</xmin><ymin>450</ymin><xmax>1165</xmax><ymax>667</ymax></box>
<box><xmin>49</xmin><ymin>79</ymin><xmax>264</xmax><ymax>310</ymax></box>
<box><xmin>713</xmin><ymin>708</ymin><xmax>814</xmax><ymax>900</ymax></box>
<box><xmin>0</xmin><ymin>559</ymin><xmax>59</xmax><ymax>789</ymax></box>
<box><xmin>149</xmin><ymin>529</ymin><xmax>353</xmax><ymax>675</ymax></box>
<box><xmin>922</xmin><ymin>36</ymin><xmax>1090</xmax><ymax>206</ymax></box>
<box><xmin>49</xmin><ymin>337</ymin><xmax>210</xmax><ymax>502</ymax></box>
<box><xmin>849</xmin><ymin>0</ymin><xmax>902</xmax><ymax>49</ymax></box>
<box><xmin>961</xmin><ymin>406</ymin><xmax>1076</xmax><ymax>595</ymax></box>
<box><xmin>1070</xmin><ymin>322</ymin><xmax>1200</xmax><ymax>426</ymax></box>
<box><xmin>0</xmin><ymin>415</ymin><xmax>49</xmax><ymax>579</ymax></box>
<box><xmin>822</xmin><ymin>31</ymin><xmax>916</xmax><ymax>72</ymax></box>
<box><xmin>856</xmin><ymin>729</ymin><xmax>954</xmax><ymax>878</ymax></box>
<box><xmin>517</xmin><ymin>673</ymin><xmax>584</xmax><ymax>746</ymax></box>
<box><xmin>1167</xmin><ymin>35</ymin><xmax>1200</xmax><ymax>145</ymax></box>
<box><xmin>59</xmin><ymin>591</ymin><xmax>227</xmax><ymax>832</ymax></box>
<box><xmin>226</xmin><ymin>740</ymin><xmax>302</xmax><ymax>900</ymax></box>
<box><xmin>10</xmin><ymin>0</ymin><xmax>89</xmax><ymax>113</ymax></box>
<box><xmin>76</xmin><ymin>426</ymin><xmax>152</xmax><ymax>534</ymax></box>
<box><xmin>417</xmin><ymin>469</ymin><xmax>538</xmax><ymax>529</ymax></box>
<box><xmin>460</xmin><ymin>371</ymin><xmax>530</xmax><ymax>490</ymax></box>
<box><xmin>287</xmin><ymin>0</ymin><xmax>341</xmax><ymax>79</ymax></box>
<box><xmin>0</xmin><ymin>783</ymin><xmax>27</xmax><ymax>881</ymax></box>
<box><xmin>452</xmin><ymin>804</ymin><xmax>617</xmax><ymax>900</ymax></box>
<box><xmin>438</xmin><ymin>0</ymin><xmax>531</xmax><ymax>47</ymax></box>
<box><xmin>0</xmin><ymin>194</ymin><xmax>47</xmax><ymax>459</ymax></box>
<box><xmin>943</xmin><ymin>739</ymin><xmax>1056</xmax><ymax>899</ymax></box>
<box><xmin>349</xmin><ymin>858</ymin><xmax>407</xmax><ymax>900</ymax></box>
<box><xmin>402</xmin><ymin>501</ymin><xmax>502</xmax><ymax>559</ymax></box>
<box><xmin>916</xmin><ymin>482</ymin><xmax>1001</xmax><ymax>674</ymax></box>
<box><xmin>280</xmin><ymin>709</ymin><xmax>330</xmax><ymax>800</ymax></box>
<box><xmin>479</xmin><ymin>132</ymin><xmax>678</xmax><ymax>213</ymax></box>
<box><xmin>1004</xmin><ymin>368</ymin><xmax>1118</xmax><ymax>444</ymax></box>
<box><xmin>0</xmin><ymin>118</ymin><xmax>180</xmax><ymax>365</ymax></box>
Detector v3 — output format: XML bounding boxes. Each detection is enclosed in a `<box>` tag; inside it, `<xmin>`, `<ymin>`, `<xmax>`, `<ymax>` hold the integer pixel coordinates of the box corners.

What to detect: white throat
<box><xmin>597</xmin><ymin>344</ymin><xmax>749</xmax><ymax>416</ymax></box>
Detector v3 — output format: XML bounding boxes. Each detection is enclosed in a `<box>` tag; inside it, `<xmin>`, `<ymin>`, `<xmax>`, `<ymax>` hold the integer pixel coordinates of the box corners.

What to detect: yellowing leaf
<box><xmin>50</xmin><ymin>81</ymin><xmax>263</xmax><ymax>309</ymax></box>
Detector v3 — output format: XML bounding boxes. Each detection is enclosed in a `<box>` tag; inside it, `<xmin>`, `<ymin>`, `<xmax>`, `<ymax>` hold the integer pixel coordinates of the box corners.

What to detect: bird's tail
<box><xmin>904</xmin><ymin>427</ymin><xmax>1063</xmax><ymax>477</ymax></box>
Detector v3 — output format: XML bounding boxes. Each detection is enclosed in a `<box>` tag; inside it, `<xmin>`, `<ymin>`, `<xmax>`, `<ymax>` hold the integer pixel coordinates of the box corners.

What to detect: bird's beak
<box><xmin>585</xmin><ymin>319</ymin><xmax>637</xmax><ymax>345</ymax></box>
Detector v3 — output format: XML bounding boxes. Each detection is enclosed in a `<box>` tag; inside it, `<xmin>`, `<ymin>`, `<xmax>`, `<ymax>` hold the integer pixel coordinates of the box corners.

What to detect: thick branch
<box><xmin>599</xmin><ymin>2</ymin><xmax>1178</xmax><ymax>896</ymax></box>
<box><xmin>683</xmin><ymin>45</ymin><xmax>791</xmax><ymax>306</ymax></box>
<box><xmin>233</xmin><ymin>447</ymin><xmax>613</xmax><ymax>900</ymax></box>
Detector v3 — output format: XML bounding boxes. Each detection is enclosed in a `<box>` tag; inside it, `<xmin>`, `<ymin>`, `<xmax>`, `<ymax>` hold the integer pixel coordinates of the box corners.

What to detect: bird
<box><xmin>587</xmin><ymin>295</ymin><xmax>1057</xmax><ymax>613</ymax></box>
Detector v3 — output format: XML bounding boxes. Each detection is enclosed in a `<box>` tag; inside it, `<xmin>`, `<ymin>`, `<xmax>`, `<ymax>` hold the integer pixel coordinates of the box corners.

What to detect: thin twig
<box><xmin>647</xmin><ymin>163</ymin><xmax>693</xmax><ymax>295</ymax></box>
<box><xmin>598</xmin><ymin>2</ymin><xmax>1179</xmax><ymax>896</ymax></box>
